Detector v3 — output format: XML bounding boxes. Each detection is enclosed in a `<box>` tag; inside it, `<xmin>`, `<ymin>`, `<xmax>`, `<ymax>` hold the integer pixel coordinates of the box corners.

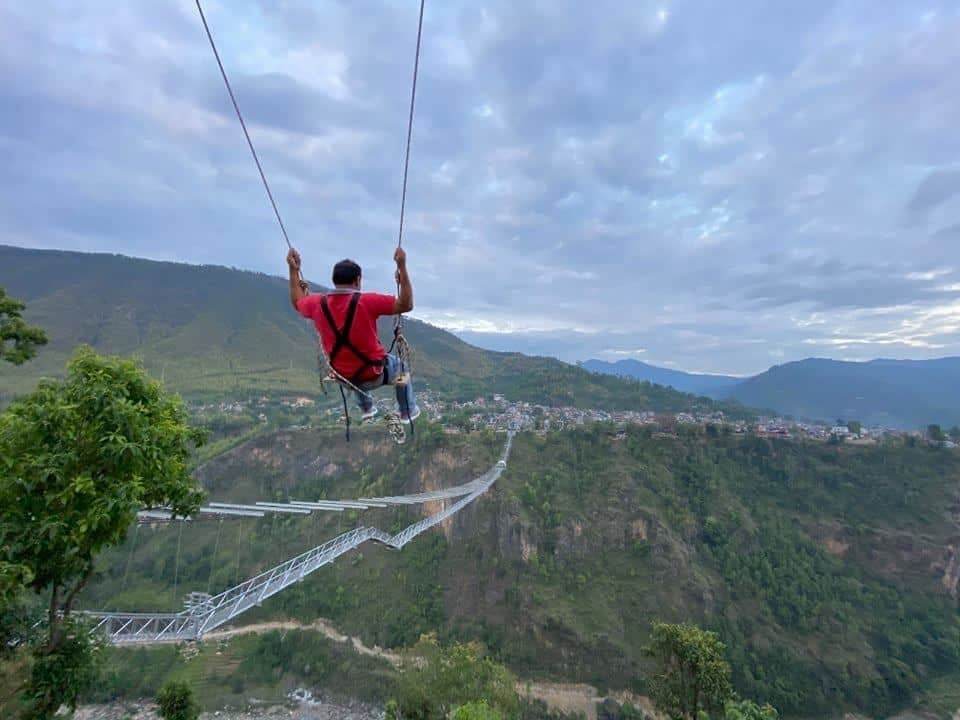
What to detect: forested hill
<box><xmin>85</xmin><ymin>425</ymin><xmax>960</xmax><ymax>718</ymax></box>
<box><xmin>584</xmin><ymin>356</ymin><xmax>960</xmax><ymax>429</ymax></box>
<box><xmin>0</xmin><ymin>245</ymin><xmax>750</xmax><ymax>416</ymax></box>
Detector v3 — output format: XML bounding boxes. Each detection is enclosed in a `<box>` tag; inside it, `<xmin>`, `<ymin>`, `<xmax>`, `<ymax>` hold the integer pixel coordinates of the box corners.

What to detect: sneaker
<box><xmin>400</xmin><ymin>407</ymin><xmax>421</xmax><ymax>424</ymax></box>
<box><xmin>361</xmin><ymin>405</ymin><xmax>378</xmax><ymax>421</ymax></box>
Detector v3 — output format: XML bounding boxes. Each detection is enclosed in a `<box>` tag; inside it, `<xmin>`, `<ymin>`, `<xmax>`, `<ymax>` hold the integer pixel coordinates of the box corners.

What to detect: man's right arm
<box><xmin>393</xmin><ymin>247</ymin><xmax>413</xmax><ymax>314</ymax></box>
<box><xmin>288</xmin><ymin>249</ymin><xmax>307</xmax><ymax>311</ymax></box>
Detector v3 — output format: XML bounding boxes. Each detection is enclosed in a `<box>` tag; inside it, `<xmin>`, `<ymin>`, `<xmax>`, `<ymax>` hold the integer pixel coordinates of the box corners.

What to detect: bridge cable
<box><xmin>234</xmin><ymin>519</ymin><xmax>245</xmax><ymax>586</ymax></box>
<box><xmin>172</xmin><ymin>520</ymin><xmax>184</xmax><ymax>607</ymax></box>
<box><xmin>121</xmin><ymin>523</ymin><xmax>140</xmax><ymax>595</ymax></box>
<box><xmin>207</xmin><ymin>517</ymin><xmax>224</xmax><ymax>596</ymax></box>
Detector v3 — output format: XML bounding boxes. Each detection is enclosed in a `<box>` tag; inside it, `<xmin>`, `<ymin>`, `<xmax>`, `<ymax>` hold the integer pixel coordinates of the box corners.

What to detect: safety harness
<box><xmin>318</xmin><ymin>292</ymin><xmax>385</xmax><ymax>387</ymax></box>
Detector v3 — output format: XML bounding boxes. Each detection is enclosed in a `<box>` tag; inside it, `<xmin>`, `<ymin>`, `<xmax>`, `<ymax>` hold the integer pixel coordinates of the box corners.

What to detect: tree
<box><xmin>0</xmin><ymin>347</ymin><xmax>205</xmax><ymax>718</ymax></box>
<box><xmin>846</xmin><ymin>420</ymin><xmax>862</xmax><ymax>437</ymax></box>
<box><xmin>0</xmin><ymin>287</ymin><xmax>48</xmax><ymax>365</ymax></box>
<box><xmin>725</xmin><ymin>699</ymin><xmax>779</xmax><ymax>720</ymax></box>
<box><xmin>646</xmin><ymin>622</ymin><xmax>734</xmax><ymax>720</ymax></box>
<box><xmin>452</xmin><ymin>700</ymin><xmax>504</xmax><ymax>720</ymax></box>
<box><xmin>0</xmin><ymin>563</ymin><xmax>34</xmax><ymax>661</ymax></box>
<box><xmin>927</xmin><ymin>424</ymin><xmax>945</xmax><ymax>443</ymax></box>
<box><xmin>18</xmin><ymin>616</ymin><xmax>105</xmax><ymax>719</ymax></box>
<box><xmin>949</xmin><ymin>426</ymin><xmax>960</xmax><ymax>443</ymax></box>
<box><xmin>156</xmin><ymin>680</ymin><xmax>201</xmax><ymax>720</ymax></box>
<box><xmin>390</xmin><ymin>635</ymin><xmax>519</xmax><ymax>720</ymax></box>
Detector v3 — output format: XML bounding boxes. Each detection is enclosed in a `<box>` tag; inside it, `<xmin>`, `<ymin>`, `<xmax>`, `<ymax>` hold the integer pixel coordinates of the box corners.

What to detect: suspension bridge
<box><xmin>84</xmin><ymin>432</ymin><xmax>514</xmax><ymax>645</ymax></box>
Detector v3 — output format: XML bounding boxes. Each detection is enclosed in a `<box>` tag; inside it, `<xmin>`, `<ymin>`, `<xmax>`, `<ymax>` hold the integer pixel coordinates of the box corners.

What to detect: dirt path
<box><xmin>519</xmin><ymin>681</ymin><xmax>602</xmax><ymax>720</ymax></box>
<box><xmin>204</xmin><ymin>619</ymin><xmax>659</xmax><ymax>719</ymax></box>
<box><xmin>205</xmin><ymin>619</ymin><xmax>403</xmax><ymax>665</ymax></box>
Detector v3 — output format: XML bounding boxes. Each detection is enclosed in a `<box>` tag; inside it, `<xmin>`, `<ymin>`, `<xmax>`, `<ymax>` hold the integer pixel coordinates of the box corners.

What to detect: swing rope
<box><xmin>396</xmin><ymin>0</ymin><xmax>426</xmax><ymax>253</ymax></box>
<box><xmin>196</xmin><ymin>0</ymin><xmax>424</xmax><ymax>441</ymax></box>
<box><xmin>195</xmin><ymin>1</ymin><xmax>292</xmax><ymax>252</ymax></box>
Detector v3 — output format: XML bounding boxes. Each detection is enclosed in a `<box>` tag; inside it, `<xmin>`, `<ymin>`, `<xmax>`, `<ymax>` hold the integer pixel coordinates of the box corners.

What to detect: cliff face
<box><xmin>426</xmin><ymin>428</ymin><xmax>960</xmax><ymax>717</ymax></box>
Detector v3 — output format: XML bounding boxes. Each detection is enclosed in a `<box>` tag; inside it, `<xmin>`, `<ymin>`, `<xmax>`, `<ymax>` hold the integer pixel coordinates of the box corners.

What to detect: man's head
<box><xmin>332</xmin><ymin>259</ymin><xmax>362</xmax><ymax>288</ymax></box>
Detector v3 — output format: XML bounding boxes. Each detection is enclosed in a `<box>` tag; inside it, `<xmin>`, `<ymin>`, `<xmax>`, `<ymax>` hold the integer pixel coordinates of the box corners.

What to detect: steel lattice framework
<box><xmin>84</xmin><ymin>433</ymin><xmax>514</xmax><ymax>645</ymax></box>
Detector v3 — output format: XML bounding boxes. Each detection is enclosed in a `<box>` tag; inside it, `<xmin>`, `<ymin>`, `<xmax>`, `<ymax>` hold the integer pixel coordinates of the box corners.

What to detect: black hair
<box><xmin>332</xmin><ymin>259</ymin><xmax>362</xmax><ymax>285</ymax></box>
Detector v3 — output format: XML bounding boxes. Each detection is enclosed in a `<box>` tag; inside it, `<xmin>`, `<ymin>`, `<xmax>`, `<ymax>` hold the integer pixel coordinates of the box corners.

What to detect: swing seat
<box><xmin>324</xmin><ymin>369</ymin><xmax>409</xmax><ymax>388</ymax></box>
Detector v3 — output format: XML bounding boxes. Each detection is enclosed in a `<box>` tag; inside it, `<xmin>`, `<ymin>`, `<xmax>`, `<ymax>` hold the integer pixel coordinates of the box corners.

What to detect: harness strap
<box><xmin>319</xmin><ymin>293</ymin><xmax>384</xmax><ymax>385</ymax></box>
<box><xmin>338</xmin><ymin>383</ymin><xmax>351</xmax><ymax>442</ymax></box>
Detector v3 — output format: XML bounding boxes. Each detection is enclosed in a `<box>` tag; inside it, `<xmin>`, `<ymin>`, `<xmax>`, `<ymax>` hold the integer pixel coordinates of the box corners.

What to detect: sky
<box><xmin>1</xmin><ymin>0</ymin><xmax>959</xmax><ymax>375</ymax></box>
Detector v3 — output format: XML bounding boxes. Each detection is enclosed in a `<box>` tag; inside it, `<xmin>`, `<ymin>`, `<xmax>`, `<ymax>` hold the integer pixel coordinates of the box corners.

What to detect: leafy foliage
<box><xmin>646</xmin><ymin>623</ymin><xmax>733</xmax><ymax>720</ymax></box>
<box><xmin>0</xmin><ymin>287</ymin><xmax>47</xmax><ymax>366</ymax></box>
<box><xmin>20</xmin><ymin>616</ymin><xmax>105</xmax><ymax>719</ymax></box>
<box><xmin>156</xmin><ymin>680</ymin><xmax>201</xmax><ymax>720</ymax></box>
<box><xmin>0</xmin><ymin>347</ymin><xmax>204</xmax><ymax>718</ymax></box>
<box><xmin>452</xmin><ymin>700</ymin><xmax>505</xmax><ymax>720</ymax></box>
<box><xmin>724</xmin><ymin>699</ymin><xmax>779</xmax><ymax>720</ymax></box>
<box><xmin>391</xmin><ymin>635</ymin><xmax>520</xmax><ymax>720</ymax></box>
<box><xmin>0</xmin><ymin>562</ymin><xmax>32</xmax><ymax>610</ymax></box>
<box><xmin>0</xmin><ymin>346</ymin><xmax>205</xmax><ymax>596</ymax></box>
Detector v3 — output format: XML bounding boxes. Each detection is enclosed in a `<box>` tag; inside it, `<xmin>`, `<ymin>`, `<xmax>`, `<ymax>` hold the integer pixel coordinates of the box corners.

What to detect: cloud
<box><xmin>907</xmin><ymin>169</ymin><xmax>960</xmax><ymax>215</ymax></box>
<box><xmin>1</xmin><ymin>0</ymin><xmax>960</xmax><ymax>374</ymax></box>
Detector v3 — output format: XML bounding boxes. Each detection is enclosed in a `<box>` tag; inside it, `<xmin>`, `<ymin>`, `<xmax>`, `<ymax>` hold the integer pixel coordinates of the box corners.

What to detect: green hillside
<box><xmin>80</xmin><ymin>424</ymin><xmax>960</xmax><ymax>718</ymax></box>
<box><xmin>0</xmin><ymin>245</ymin><xmax>749</xmax><ymax>417</ymax></box>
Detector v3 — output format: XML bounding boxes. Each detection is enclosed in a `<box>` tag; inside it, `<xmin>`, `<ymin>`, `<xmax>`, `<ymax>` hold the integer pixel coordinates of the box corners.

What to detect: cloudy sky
<box><xmin>2</xmin><ymin>1</ymin><xmax>959</xmax><ymax>375</ymax></box>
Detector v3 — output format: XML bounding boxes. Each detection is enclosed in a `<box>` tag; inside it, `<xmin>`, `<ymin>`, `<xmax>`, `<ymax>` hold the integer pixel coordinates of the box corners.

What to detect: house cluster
<box><xmin>439</xmin><ymin>396</ymin><xmax>739</xmax><ymax>436</ymax></box>
<box><xmin>191</xmin><ymin>393</ymin><xmax>955</xmax><ymax>448</ymax></box>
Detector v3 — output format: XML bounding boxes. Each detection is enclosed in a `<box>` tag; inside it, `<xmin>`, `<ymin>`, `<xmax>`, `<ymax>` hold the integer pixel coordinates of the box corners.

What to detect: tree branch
<box><xmin>62</xmin><ymin>563</ymin><xmax>95</xmax><ymax>618</ymax></box>
<box><xmin>46</xmin><ymin>583</ymin><xmax>62</xmax><ymax>652</ymax></box>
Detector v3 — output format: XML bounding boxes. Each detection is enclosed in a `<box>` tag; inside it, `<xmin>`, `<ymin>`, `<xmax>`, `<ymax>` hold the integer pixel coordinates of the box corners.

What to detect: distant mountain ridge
<box><xmin>725</xmin><ymin>357</ymin><xmax>960</xmax><ymax>429</ymax></box>
<box><xmin>582</xmin><ymin>358</ymin><xmax>741</xmax><ymax>394</ymax></box>
<box><xmin>0</xmin><ymin>245</ymin><xmax>748</xmax><ymax>417</ymax></box>
<box><xmin>585</xmin><ymin>355</ymin><xmax>960</xmax><ymax>429</ymax></box>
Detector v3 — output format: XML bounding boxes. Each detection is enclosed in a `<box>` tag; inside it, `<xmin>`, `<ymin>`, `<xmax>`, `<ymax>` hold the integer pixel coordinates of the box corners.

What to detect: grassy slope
<box><xmin>86</xmin><ymin>631</ymin><xmax>396</xmax><ymax>711</ymax></box>
<box><xmin>0</xmin><ymin>245</ymin><xmax>750</xmax><ymax>417</ymax></box>
<box><xmin>80</xmin><ymin>424</ymin><xmax>960</xmax><ymax>718</ymax></box>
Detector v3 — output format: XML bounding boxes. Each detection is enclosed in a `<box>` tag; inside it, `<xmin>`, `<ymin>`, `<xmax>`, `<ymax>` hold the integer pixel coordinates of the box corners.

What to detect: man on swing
<box><xmin>287</xmin><ymin>247</ymin><xmax>420</xmax><ymax>424</ymax></box>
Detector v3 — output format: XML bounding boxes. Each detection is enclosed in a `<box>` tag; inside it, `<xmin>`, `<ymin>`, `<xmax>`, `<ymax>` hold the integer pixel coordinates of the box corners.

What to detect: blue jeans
<box><xmin>355</xmin><ymin>353</ymin><xmax>418</xmax><ymax>417</ymax></box>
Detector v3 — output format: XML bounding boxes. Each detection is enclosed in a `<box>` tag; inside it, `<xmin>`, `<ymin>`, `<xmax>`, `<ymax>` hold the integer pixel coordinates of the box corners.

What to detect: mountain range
<box><xmin>5</xmin><ymin>244</ymin><xmax>956</xmax><ymax>429</ymax></box>
<box><xmin>584</xmin><ymin>356</ymin><xmax>960</xmax><ymax>429</ymax></box>
<box><xmin>581</xmin><ymin>359</ymin><xmax>742</xmax><ymax>395</ymax></box>
<box><xmin>0</xmin><ymin>245</ymin><xmax>747</xmax><ymax>417</ymax></box>
<box><xmin>4</xmin><ymin>243</ymin><xmax>960</xmax><ymax>718</ymax></box>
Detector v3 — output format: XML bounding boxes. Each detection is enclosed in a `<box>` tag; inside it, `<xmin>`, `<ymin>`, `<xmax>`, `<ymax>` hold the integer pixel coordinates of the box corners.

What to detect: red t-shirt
<box><xmin>297</xmin><ymin>291</ymin><xmax>396</xmax><ymax>382</ymax></box>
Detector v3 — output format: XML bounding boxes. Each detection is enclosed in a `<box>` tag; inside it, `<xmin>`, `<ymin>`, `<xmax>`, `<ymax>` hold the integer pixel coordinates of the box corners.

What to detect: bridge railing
<box><xmin>84</xmin><ymin>432</ymin><xmax>514</xmax><ymax>645</ymax></box>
